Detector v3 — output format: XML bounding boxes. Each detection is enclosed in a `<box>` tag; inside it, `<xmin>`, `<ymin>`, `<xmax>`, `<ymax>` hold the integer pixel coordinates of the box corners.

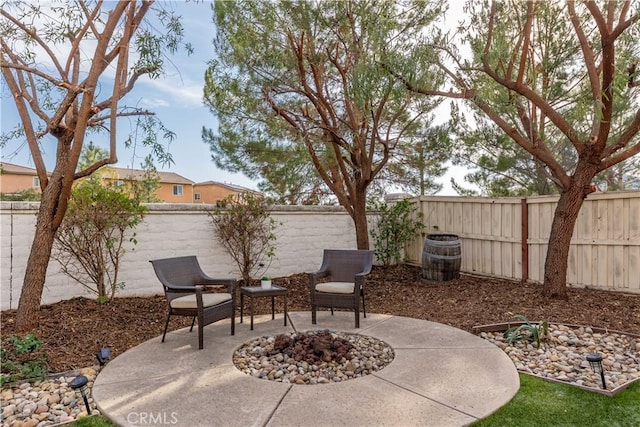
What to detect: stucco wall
<box><xmin>0</xmin><ymin>202</ymin><xmax>357</xmax><ymax>310</ymax></box>
<box><xmin>193</xmin><ymin>184</ymin><xmax>242</xmax><ymax>204</ymax></box>
<box><xmin>155</xmin><ymin>183</ymin><xmax>195</xmax><ymax>203</ymax></box>
<box><xmin>0</xmin><ymin>174</ymin><xmax>40</xmax><ymax>194</ymax></box>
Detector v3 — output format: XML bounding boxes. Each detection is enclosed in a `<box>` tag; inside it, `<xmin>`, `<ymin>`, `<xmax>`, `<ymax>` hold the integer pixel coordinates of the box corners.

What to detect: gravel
<box><xmin>480</xmin><ymin>324</ymin><xmax>640</xmax><ymax>390</ymax></box>
<box><xmin>232</xmin><ymin>330</ymin><xmax>395</xmax><ymax>385</ymax></box>
<box><xmin>1</xmin><ymin>368</ymin><xmax>100</xmax><ymax>427</ymax></box>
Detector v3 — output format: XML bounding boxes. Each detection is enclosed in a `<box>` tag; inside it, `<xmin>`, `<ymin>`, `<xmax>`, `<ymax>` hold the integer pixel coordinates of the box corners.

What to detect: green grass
<box><xmin>473</xmin><ymin>374</ymin><xmax>640</xmax><ymax>427</ymax></box>
<box><xmin>68</xmin><ymin>415</ymin><xmax>116</xmax><ymax>427</ymax></box>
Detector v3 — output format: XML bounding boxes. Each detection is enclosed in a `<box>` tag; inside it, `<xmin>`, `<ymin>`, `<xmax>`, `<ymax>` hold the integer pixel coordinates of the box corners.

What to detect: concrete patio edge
<box><xmin>93</xmin><ymin>311</ymin><xmax>519</xmax><ymax>427</ymax></box>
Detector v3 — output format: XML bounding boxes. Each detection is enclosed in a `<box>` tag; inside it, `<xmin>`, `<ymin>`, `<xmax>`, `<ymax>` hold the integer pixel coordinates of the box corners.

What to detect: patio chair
<box><xmin>150</xmin><ymin>256</ymin><xmax>237</xmax><ymax>350</ymax></box>
<box><xmin>309</xmin><ymin>249</ymin><xmax>374</xmax><ymax>328</ymax></box>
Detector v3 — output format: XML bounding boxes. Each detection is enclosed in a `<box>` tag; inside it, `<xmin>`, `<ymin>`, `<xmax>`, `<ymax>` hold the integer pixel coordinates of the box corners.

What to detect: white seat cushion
<box><xmin>315</xmin><ymin>282</ymin><xmax>355</xmax><ymax>294</ymax></box>
<box><xmin>170</xmin><ymin>293</ymin><xmax>232</xmax><ymax>309</ymax></box>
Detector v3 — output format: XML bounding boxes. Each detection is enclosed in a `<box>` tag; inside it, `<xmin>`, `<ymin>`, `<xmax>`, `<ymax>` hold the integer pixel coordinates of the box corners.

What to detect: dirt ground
<box><xmin>1</xmin><ymin>264</ymin><xmax>639</xmax><ymax>374</ymax></box>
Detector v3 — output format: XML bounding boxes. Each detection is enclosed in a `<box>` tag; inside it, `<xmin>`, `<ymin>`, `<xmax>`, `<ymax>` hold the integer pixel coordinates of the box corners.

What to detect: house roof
<box><xmin>194</xmin><ymin>180</ymin><xmax>260</xmax><ymax>193</ymax></box>
<box><xmin>0</xmin><ymin>162</ymin><xmax>39</xmax><ymax>175</ymax></box>
<box><xmin>110</xmin><ymin>167</ymin><xmax>194</xmax><ymax>184</ymax></box>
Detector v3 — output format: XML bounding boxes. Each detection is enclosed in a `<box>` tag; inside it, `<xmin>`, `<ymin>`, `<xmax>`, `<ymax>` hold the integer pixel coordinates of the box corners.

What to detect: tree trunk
<box><xmin>541</xmin><ymin>177</ymin><xmax>593</xmax><ymax>300</ymax></box>
<box><xmin>353</xmin><ymin>187</ymin><xmax>370</xmax><ymax>250</ymax></box>
<box><xmin>15</xmin><ymin>168</ymin><xmax>71</xmax><ymax>332</ymax></box>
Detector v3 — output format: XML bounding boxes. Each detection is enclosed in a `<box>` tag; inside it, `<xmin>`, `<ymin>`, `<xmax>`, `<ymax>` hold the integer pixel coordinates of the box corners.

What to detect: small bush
<box><xmin>53</xmin><ymin>179</ymin><xmax>146</xmax><ymax>301</ymax></box>
<box><xmin>370</xmin><ymin>199</ymin><xmax>424</xmax><ymax>266</ymax></box>
<box><xmin>0</xmin><ymin>333</ymin><xmax>48</xmax><ymax>385</ymax></box>
<box><xmin>0</xmin><ymin>188</ymin><xmax>41</xmax><ymax>201</ymax></box>
<box><xmin>503</xmin><ymin>315</ymin><xmax>550</xmax><ymax>349</ymax></box>
<box><xmin>209</xmin><ymin>192</ymin><xmax>278</xmax><ymax>285</ymax></box>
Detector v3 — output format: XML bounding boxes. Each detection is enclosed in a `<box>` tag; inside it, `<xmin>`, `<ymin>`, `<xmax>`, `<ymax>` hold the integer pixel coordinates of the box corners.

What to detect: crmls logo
<box><xmin>126</xmin><ymin>412</ymin><xmax>179</xmax><ymax>425</ymax></box>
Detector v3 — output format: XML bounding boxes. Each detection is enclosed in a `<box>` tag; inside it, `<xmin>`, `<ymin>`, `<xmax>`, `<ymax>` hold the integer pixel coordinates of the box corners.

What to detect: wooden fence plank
<box><xmin>408</xmin><ymin>191</ymin><xmax>639</xmax><ymax>293</ymax></box>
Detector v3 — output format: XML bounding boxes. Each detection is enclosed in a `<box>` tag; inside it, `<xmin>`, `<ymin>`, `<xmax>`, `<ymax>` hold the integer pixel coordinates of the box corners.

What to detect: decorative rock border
<box><xmin>0</xmin><ymin>367</ymin><xmax>101</xmax><ymax>427</ymax></box>
<box><xmin>473</xmin><ymin>322</ymin><xmax>640</xmax><ymax>396</ymax></box>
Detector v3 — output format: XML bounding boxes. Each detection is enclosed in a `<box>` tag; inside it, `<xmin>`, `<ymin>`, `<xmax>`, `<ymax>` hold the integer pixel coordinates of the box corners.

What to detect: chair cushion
<box><xmin>170</xmin><ymin>293</ymin><xmax>232</xmax><ymax>309</ymax></box>
<box><xmin>315</xmin><ymin>282</ymin><xmax>355</xmax><ymax>294</ymax></box>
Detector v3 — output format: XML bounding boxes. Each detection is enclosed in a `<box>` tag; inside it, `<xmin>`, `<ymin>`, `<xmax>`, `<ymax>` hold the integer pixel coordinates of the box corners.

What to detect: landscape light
<box><xmin>96</xmin><ymin>347</ymin><xmax>111</xmax><ymax>366</ymax></box>
<box><xmin>69</xmin><ymin>375</ymin><xmax>92</xmax><ymax>414</ymax></box>
<box><xmin>586</xmin><ymin>353</ymin><xmax>606</xmax><ymax>390</ymax></box>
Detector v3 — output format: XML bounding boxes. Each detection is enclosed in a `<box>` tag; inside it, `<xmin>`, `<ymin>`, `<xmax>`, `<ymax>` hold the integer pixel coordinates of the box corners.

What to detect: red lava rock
<box><xmin>269</xmin><ymin>331</ymin><xmax>353</xmax><ymax>365</ymax></box>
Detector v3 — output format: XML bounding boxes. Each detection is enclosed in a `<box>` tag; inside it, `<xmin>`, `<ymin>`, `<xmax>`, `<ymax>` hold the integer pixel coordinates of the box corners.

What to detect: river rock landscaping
<box><xmin>480</xmin><ymin>324</ymin><xmax>640</xmax><ymax>391</ymax></box>
<box><xmin>1</xmin><ymin>368</ymin><xmax>98</xmax><ymax>427</ymax></box>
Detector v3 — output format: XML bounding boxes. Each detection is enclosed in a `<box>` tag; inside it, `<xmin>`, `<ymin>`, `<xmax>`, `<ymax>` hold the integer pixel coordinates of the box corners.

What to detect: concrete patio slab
<box><xmin>93</xmin><ymin>311</ymin><xmax>519</xmax><ymax>426</ymax></box>
<box><xmin>361</xmin><ymin>316</ymin><xmax>499</xmax><ymax>349</ymax></box>
<box><xmin>377</xmin><ymin>348</ymin><xmax>517</xmax><ymax>419</ymax></box>
<box><xmin>270</xmin><ymin>374</ymin><xmax>477</xmax><ymax>427</ymax></box>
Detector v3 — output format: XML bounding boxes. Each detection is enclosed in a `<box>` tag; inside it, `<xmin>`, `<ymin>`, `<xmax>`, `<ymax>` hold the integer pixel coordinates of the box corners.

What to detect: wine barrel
<box><xmin>421</xmin><ymin>234</ymin><xmax>462</xmax><ymax>281</ymax></box>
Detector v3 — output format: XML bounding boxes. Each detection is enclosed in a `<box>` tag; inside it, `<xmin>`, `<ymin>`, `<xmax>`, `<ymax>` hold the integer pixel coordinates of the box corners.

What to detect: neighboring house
<box><xmin>0</xmin><ymin>162</ymin><xmax>259</xmax><ymax>204</ymax></box>
<box><xmin>193</xmin><ymin>181</ymin><xmax>261</xmax><ymax>205</ymax></box>
<box><xmin>0</xmin><ymin>161</ymin><xmax>45</xmax><ymax>194</ymax></box>
<box><xmin>105</xmin><ymin>167</ymin><xmax>195</xmax><ymax>203</ymax></box>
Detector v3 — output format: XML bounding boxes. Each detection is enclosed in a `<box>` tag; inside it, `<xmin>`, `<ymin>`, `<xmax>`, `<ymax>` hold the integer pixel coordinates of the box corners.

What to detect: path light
<box><xmin>69</xmin><ymin>375</ymin><xmax>92</xmax><ymax>414</ymax></box>
<box><xmin>96</xmin><ymin>347</ymin><xmax>111</xmax><ymax>366</ymax></box>
<box><xmin>586</xmin><ymin>353</ymin><xmax>607</xmax><ymax>390</ymax></box>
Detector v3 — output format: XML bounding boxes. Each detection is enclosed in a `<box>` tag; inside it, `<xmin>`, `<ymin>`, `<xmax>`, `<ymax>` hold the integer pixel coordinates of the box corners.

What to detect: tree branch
<box><xmin>471</xmin><ymin>96</ymin><xmax>571</xmax><ymax>189</ymax></box>
<box><xmin>610</xmin><ymin>5</ymin><xmax>637</xmax><ymax>39</ymax></box>
<box><xmin>629</xmin><ymin>60</ymin><xmax>640</xmax><ymax>88</ymax></box>
<box><xmin>585</xmin><ymin>1</ymin><xmax>619</xmax><ymax>149</ymax></box>
<box><xmin>0</xmin><ymin>60</ymin><xmax>81</xmax><ymax>92</ymax></box>
<box><xmin>65</xmin><ymin>1</ymin><xmax>103</xmax><ymax>78</ymax></box>
<box><xmin>87</xmin><ymin>109</ymin><xmax>155</xmax><ymax>126</ymax></box>
<box><xmin>0</xmin><ymin>64</ymin><xmax>49</xmax><ymax>188</ymax></box>
<box><xmin>569</xmin><ymin>2</ymin><xmax>602</xmax><ymax>98</ymax></box>
<box><xmin>74</xmin><ymin>158</ymin><xmax>118</xmax><ymax>180</ymax></box>
<box><xmin>0</xmin><ymin>44</ymin><xmax>49</xmax><ymax>123</ymax></box>
<box><xmin>599</xmin><ymin>140</ymin><xmax>640</xmax><ymax>172</ymax></box>
<box><xmin>600</xmin><ymin>108</ymin><xmax>640</xmax><ymax>166</ymax></box>
<box><xmin>380</xmin><ymin>62</ymin><xmax>471</xmax><ymax>99</ymax></box>
<box><xmin>515</xmin><ymin>2</ymin><xmax>536</xmax><ymax>87</ymax></box>
<box><xmin>0</xmin><ymin>8</ymin><xmax>65</xmax><ymax>77</ymax></box>
<box><xmin>102</xmin><ymin>1</ymin><xmax>151</xmax><ymax>66</ymax></box>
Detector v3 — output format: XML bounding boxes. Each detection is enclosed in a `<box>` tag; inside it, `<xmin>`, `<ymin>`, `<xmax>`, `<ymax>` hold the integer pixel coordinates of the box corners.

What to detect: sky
<box><xmin>1</xmin><ymin>0</ymin><xmax>469</xmax><ymax>195</ymax></box>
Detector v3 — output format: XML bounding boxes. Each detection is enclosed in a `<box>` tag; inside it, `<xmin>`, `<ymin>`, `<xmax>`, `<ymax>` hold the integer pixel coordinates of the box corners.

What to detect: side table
<box><xmin>240</xmin><ymin>285</ymin><xmax>288</xmax><ymax>331</ymax></box>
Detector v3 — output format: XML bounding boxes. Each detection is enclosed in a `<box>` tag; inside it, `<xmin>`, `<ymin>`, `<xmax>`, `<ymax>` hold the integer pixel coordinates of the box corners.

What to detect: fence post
<box><xmin>521</xmin><ymin>198</ymin><xmax>529</xmax><ymax>283</ymax></box>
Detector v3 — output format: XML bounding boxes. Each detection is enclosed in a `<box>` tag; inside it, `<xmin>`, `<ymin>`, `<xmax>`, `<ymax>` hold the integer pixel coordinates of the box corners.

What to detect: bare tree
<box><xmin>1</xmin><ymin>1</ymin><xmax>185</xmax><ymax>330</ymax></box>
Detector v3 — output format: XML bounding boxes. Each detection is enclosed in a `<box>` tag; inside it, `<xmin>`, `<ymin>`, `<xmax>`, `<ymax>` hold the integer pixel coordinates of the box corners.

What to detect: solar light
<box><xmin>69</xmin><ymin>375</ymin><xmax>92</xmax><ymax>414</ymax></box>
<box><xmin>96</xmin><ymin>347</ymin><xmax>111</xmax><ymax>366</ymax></box>
<box><xmin>586</xmin><ymin>353</ymin><xmax>606</xmax><ymax>390</ymax></box>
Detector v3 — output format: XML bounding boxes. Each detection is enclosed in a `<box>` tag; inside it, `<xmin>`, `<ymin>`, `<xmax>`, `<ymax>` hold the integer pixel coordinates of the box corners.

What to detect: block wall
<box><xmin>0</xmin><ymin>203</ymin><xmax>357</xmax><ymax>310</ymax></box>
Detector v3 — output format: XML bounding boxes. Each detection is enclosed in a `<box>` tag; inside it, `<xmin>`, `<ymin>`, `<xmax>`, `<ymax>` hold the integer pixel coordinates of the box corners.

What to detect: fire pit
<box><xmin>233</xmin><ymin>329</ymin><xmax>394</xmax><ymax>384</ymax></box>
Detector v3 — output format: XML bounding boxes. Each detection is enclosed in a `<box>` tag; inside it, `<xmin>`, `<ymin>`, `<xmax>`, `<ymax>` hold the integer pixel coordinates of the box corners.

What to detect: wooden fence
<box><xmin>404</xmin><ymin>190</ymin><xmax>640</xmax><ymax>294</ymax></box>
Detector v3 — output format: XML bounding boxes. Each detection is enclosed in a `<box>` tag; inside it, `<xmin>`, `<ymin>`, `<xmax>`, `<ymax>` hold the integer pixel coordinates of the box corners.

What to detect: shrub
<box><xmin>370</xmin><ymin>198</ymin><xmax>424</xmax><ymax>266</ymax></box>
<box><xmin>0</xmin><ymin>188</ymin><xmax>41</xmax><ymax>201</ymax></box>
<box><xmin>209</xmin><ymin>192</ymin><xmax>278</xmax><ymax>285</ymax></box>
<box><xmin>0</xmin><ymin>334</ymin><xmax>47</xmax><ymax>385</ymax></box>
<box><xmin>503</xmin><ymin>315</ymin><xmax>550</xmax><ymax>349</ymax></box>
<box><xmin>52</xmin><ymin>179</ymin><xmax>146</xmax><ymax>301</ymax></box>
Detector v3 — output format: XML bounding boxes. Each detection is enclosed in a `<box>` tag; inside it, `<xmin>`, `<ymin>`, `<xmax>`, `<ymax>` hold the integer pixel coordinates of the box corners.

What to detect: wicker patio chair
<box><xmin>150</xmin><ymin>256</ymin><xmax>237</xmax><ymax>350</ymax></box>
<box><xmin>309</xmin><ymin>249</ymin><xmax>374</xmax><ymax>328</ymax></box>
